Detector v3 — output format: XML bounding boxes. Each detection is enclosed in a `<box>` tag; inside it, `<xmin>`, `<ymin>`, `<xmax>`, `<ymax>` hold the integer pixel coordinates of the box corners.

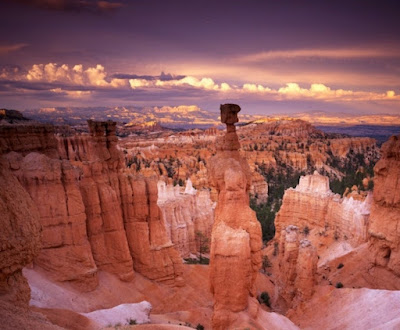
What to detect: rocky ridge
<box><xmin>267</xmin><ymin>135</ymin><xmax>400</xmax><ymax>320</ymax></box>
<box><xmin>0</xmin><ymin>120</ymin><xmax>184</xmax><ymax>291</ymax></box>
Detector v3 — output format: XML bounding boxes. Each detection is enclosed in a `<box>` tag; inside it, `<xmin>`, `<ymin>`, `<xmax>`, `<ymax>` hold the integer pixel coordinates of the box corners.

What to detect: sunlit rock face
<box><xmin>1</xmin><ymin>125</ymin><xmax>99</xmax><ymax>291</ymax></box>
<box><xmin>277</xmin><ymin>226</ymin><xmax>318</xmax><ymax>309</ymax></box>
<box><xmin>208</xmin><ymin>104</ymin><xmax>262</xmax><ymax>329</ymax></box>
<box><xmin>0</xmin><ymin>121</ymin><xmax>184</xmax><ymax>291</ymax></box>
<box><xmin>275</xmin><ymin>171</ymin><xmax>371</xmax><ymax>247</ymax></box>
<box><xmin>0</xmin><ymin>163</ymin><xmax>41</xmax><ymax>306</ymax></box>
<box><xmin>157</xmin><ymin>179</ymin><xmax>215</xmax><ymax>258</ymax></box>
<box><xmin>274</xmin><ymin>171</ymin><xmax>373</xmax><ymax>310</ymax></box>
<box><xmin>369</xmin><ymin>134</ymin><xmax>400</xmax><ymax>275</ymax></box>
<box><xmin>249</xmin><ymin>170</ymin><xmax>268</xmax><ymax>204</ymax></box>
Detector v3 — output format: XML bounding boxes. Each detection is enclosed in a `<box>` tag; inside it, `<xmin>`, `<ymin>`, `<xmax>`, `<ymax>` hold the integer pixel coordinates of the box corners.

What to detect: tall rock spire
<box><xmin>208</xmin><ymin>104</ymin><xmax>262</xmax><ymax>329</ymax></box>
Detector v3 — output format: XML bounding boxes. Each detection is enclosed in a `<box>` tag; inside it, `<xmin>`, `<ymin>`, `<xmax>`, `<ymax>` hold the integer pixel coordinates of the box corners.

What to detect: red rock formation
<box><xmin>1</xmin><ymin>129</ymin><xmax>98</xmax><ymax>291</ymax></box>
<box><xmin>157</xmin><ymin>180</ymin><xmax>215</xmax><ymax>258</ymax></box>
<box><xmin>369</xmin><ymin>134</ymin><xmax>400</xmax><ymax>275</ymax></box>
<box><xmin>249</xmin><ymin>170</ymin><xmax>268</xmax><ymax>204</ymax></box>
<box><xmin>1</xmin><ymin>120</ymin><xmax>184</xmax><ymax>291</ymax></box>
<box><xmin>0</xmin><ymin>164</ymin><xmax>41</xmax><ymax>305</ymax></box>
<box><xmin>0</xmin><ymin>125</ymin><xmax>58</xmax><ymax>157</ymax></box>
<box><xmin>240</xmin><ymin>119</ymin><xmax>325</xmax><ymax>139</ymax></box>
<box><xmin>208</xmin><ymin>104</ymin><xmax>262</xmax><ymax>329</ymax></box>
<box><xmin>122</xmin><ymin>175</ymin><xmax>184</xmax><ymax>285</ymax></box>
<box><xmin>275</xmin><ymin>171</ymin><xmax>370</xmax><ymax>247</ymax></box>
<box><xmin>329</xmin><ymin>137</ymin><xmax>377</xmax><ymax>158</ymax></box>
<box><xmin>60</xmin><ymin>121</ymin><xmax>183</xmax><ymax>285</ymax></box>
<box><xmin>277</xmin><ymin>226</ymin><xmax>317</xmax><ymax>309</ymax></box>
<box><xmin>60</xmin><ymin>121</ymin><xmax>134</xmax><ymax>283</ymax></box>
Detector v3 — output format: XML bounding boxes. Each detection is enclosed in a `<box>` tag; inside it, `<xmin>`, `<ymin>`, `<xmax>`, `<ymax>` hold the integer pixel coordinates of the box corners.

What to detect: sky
<box><xmin>1</xmin><ymin>0</ymin><xmax>400</xmax><ymax>116</ymax></box>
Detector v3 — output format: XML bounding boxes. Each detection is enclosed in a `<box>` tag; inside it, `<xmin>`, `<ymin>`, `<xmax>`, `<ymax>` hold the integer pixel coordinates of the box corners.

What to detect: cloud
<box><xmin>25</xmin><ymin>62</ymin><xmax>127</xmax><ymax>88</ymax></box>
<box><xmin>275</xmin><ymin>82</ymin><xmax>399</xmax><ymax>102</ymax></box>
<box><xmin>2</xmin><ymin>62</ymin><xmax>400</xmax><ymax>104</ymax></box>
<box><xmin>50</xmin><ymin>87</ymin><xmax>91</xmax><ymax>98</ymax></box>
<box><xmin>243</xmin><ymin>83</ymin><xmax>271</xmax><ymax>93</ymax></box>
<box><xmin>238</xmin><ymin>47</ymin><xmax>400</xmax><ymax>63</ymax></box>
<box><xmin>129</xmin><ymin>75</ymin><xmax>231</xmax><ymax>92</ymax></box>
<box><xmin>0</xmin><ymin>43</ymin><xmax>28</xmax><ymax>55</ymax></box>
<box><xmin>112</xmin><ymin>72</ymin><xmax>186</xmax><ymax>81</ymax></box>
<box><xmin>8</xmin><ymin>0</ymin><xmax>123</xmax><ymax>13</ymax></box>
<box><xmin>0</xmin><ymin>65</ymin><xmax>24</xmax><ymax>79</ymax></box>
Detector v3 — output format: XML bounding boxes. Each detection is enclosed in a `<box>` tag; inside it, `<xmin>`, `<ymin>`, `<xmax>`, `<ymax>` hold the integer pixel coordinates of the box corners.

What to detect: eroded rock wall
<box><xmin>157</xmin><ymin>180</ymin><xmax>215</xmax><ymax>258</ymax></box>
<box><xmin>278</xmin><ymin>226</ymin><xmax>317</xmax><ymax>309</ymax></box>
<box><xmin>368</xmin><ymin>134</ymin><xmax>400</xmax><ymax>275</ymax></box>
<box><xmin>0</xmin><ymin>121</ymin><xmax>184</xmax><ymax>291</ymax></box>
<box><xmin>122</xmin><ymin>175</ymin><xmax>184</xmax><ymax>285</ymax></box>
<box><xmin>275</xmin><ymin>171</ymin><xmax>370</xmax><ymax>246</ymax></box>
<box><xmin>0</xmin><ymin>164</ymin><xmax>41</xmax><ymax>305</ymax></box>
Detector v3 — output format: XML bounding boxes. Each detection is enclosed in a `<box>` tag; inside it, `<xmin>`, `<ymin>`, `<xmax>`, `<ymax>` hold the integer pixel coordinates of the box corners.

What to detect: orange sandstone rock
<box><xmin>1</xmin><ymin>121</ymin><xmax>185</xmax><ymax>291</ymax></box>
<box><xmin>0</xmin><ymin>164</ymin><xmax>41</xmax><ymax>305</ymax></box>
<box><xmin>275</xmin><ymin>171</ymin><xmax>370</xmax><ymax>247</ymax></box>
<box><xmin>369</xmin><ymin>134</ymin><xmax>400</xmax><ymax>275</ymax></box>
<box><xmin>209</xmin><ymin>104</ymin><xmax>262</xmax><ymax>329</ymax></box>
<box><xmin>123</xmin><ymin>175</ymin><xmax>184</xmax><ymax>285</ymax></box>
<box><xmin>157</xmin><ymin>180</ymin><xmax>214</xmax><ymax>258</ymax></box>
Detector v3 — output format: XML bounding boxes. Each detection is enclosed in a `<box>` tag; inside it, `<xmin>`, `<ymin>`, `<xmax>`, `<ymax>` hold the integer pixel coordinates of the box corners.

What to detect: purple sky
<box><xmin>1</xmin><ymin>0</ymin><xmax>400</xmax><ymax>116</ymax></box>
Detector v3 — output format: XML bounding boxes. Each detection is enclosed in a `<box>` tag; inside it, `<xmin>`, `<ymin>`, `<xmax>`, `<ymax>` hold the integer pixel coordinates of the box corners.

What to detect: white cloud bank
<box><xmin>2</xmin><ymin>62</ymin><xmax>399</xmax><ymax>103</ymax></box>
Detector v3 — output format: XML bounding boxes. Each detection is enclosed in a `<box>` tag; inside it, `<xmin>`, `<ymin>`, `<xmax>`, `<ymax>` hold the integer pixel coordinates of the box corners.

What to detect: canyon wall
<box><xmin>274</xmin><ymin>171</ymin><xmax>372</xmax><ymax>309</ymax></box>
<box><xmin>208</xmin><ymin>104</ymin><xmax>262</xmax><ymax>329</ymax></box>
<box><xmin>0</xmin><ymin>163</ymin><xmax>41</xmax><ymax>305</ymax></box>
<box><xmin>157</xmin><ymin>180</ymin><xmax>215</xmax><ymax>258</ymax></box>
<box><xmin>275</xmin><ymin>171</ymin><xmax>371</xmax><ymax>246</ymax></box>
<box><xmin>0</xmin><ymin>121</ymin><xmax>184</xmax><ymax>291</ymax></box>
<box><xmin>368</xmin><ymin>134</ymin><xmax>400</xmax><ymax>275</ymax></box>
<box><xmin>277</xmin><ymin>226</ymin><xmax>318</xmax><ymax>310</ymax></box>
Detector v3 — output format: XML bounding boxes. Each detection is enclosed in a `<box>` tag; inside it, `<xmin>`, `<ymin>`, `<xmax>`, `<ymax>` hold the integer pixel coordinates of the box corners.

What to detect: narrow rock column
<box><xmin>278</xmin><ymin>225</ymin><xmax>318</xmax><ymax>310</ymax></box>
<box><xmin>208</xmin><ymin>104</ymin><xmax>262</xmax><ymax>329</ymax></box>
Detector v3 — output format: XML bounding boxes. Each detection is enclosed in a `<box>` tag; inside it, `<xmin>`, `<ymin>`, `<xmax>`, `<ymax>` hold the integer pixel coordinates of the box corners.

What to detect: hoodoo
<box><xmin>208</xmin><ymin>104</ymin><xmax>263</xmax><ymax>329</ymax></box>
<box><xmin>369</xmin><ymin>134</ymin><xmax>400</xmax><ymax>275</ymax></box>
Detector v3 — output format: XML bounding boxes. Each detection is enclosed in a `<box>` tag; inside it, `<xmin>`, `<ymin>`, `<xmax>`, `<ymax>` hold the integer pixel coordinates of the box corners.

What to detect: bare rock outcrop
<box><xmin>1</xmin><ymin>129</ymin><xmax>98</xmax><ymax>291</ymax></box>
<box><xmin>275</xmin><ymin>171</ymin><xmax>371</xmax><ymax>247</ymax></box>
<box><xmin>249</xmin><ymin>170</ymin><xmax>268</xmax><ymax>204</ymax></box>
<box><xmin>208</xmin><ymin>104</ymin><xmax>262</xmax><ymax>329</ymax></box>
<box><xmin>1</xmin><ymin>121</ymin><xmax>184</xmax><ymax>291</ymax></box>
<box><xmin>0</xmin><ymin>125</ymin><xmax>57</xmax><ymax>157</ymax></box>
<box><xmin>60</xmin><ymin>121</ymin><xmax>183</xmax><ymax>285</ymax></box>
<box><xmin>157</xmin><ymin>180</ymin><xmax>215</xmax><ymax>258</ymax></box>
<box><xmin>239</xmin><ymin>119</ymin><xmax>325</xmax><ymax>139</ymax></box>
<box><xmin>0</xmin><ymin>164</ymin><xmax>41</xmax><ymax>305</ymax></box>
<box><xmin>368</xmin><ymin>134</ymin><xmax>400</xmax><ymax>275</ymax></box>
<box><xmin>278</xmin><ymin>226</ymin><xmax>317</xmax><ymax>310</ymax></box>
<box><xmin>122</xmin><ymin>175</ymin><xmax>184</xmax><ymax>285</ymax></box>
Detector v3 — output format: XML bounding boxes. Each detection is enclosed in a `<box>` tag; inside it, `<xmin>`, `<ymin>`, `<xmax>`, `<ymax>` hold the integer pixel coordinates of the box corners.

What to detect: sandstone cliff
<box><xmin>208</xmin><ymin>104</ymin><xmax>262</xmax><ymax>329</ymax></box>
<box><xmin>368</xmin><ymin>134</ymin><xmax>400</xmax><ymax>275</ymax></box>
<box><xmin>0</xmin><ymin>163</ymin><xmax>41</xmax><ymax>305</ymax></box>
<box><xmin>277</xmin><ymin>226</ymin><xmax>317</xmax><ymax>310</ymax></box>
<box><xmin>273</xmin><ymin>171</ymin><xmax>372</xmax><ymax>310</ymax></box>
<box><xmin>0</xmin><ymin>121</ymin><xmax>184</xmax><ymax>291</ymax></box>
<box><xmin>157</xmin><ymin>180</ymin><xmax>215</xmax><ymax>258</ymax></box>
<box><xmin>275</xmin><ymin>171</ymin><xmax>371</xmax><ymax>247</ymax></box>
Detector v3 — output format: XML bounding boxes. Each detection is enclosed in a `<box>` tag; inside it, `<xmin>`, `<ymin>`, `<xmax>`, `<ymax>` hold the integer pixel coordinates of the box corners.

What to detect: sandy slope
<box><xmin>290</xmin><ymin>286</ymin><xmax>400</xmax><ymax>329</ymax></box>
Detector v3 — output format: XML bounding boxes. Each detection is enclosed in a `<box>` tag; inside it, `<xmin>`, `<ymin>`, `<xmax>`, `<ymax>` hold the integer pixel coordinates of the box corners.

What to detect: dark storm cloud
<box><xmin>7</xmin><ymin>0</ymin><xmax>123</xmax><ymax>13</ymax></box>
<box><xmin>0</xmin><ymin>65</ymin><xmax>25</xmax><ymax>78</ymax></box>
<box><xmin>0</xmin><ymin>79</ymin><xmax>94</xmax><ymax>92</ymax></box>
<box><xmin>112</xmin><ymin>72</ymin><xmax>186</xmax><ymax>82</ymax></box>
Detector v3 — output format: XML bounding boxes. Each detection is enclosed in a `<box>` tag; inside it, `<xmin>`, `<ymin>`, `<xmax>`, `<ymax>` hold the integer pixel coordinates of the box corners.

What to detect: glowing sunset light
<box><xmin>0</xmin><ymin>0</ymin><xmax>399</xmax><ymax>116</ymax></box>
